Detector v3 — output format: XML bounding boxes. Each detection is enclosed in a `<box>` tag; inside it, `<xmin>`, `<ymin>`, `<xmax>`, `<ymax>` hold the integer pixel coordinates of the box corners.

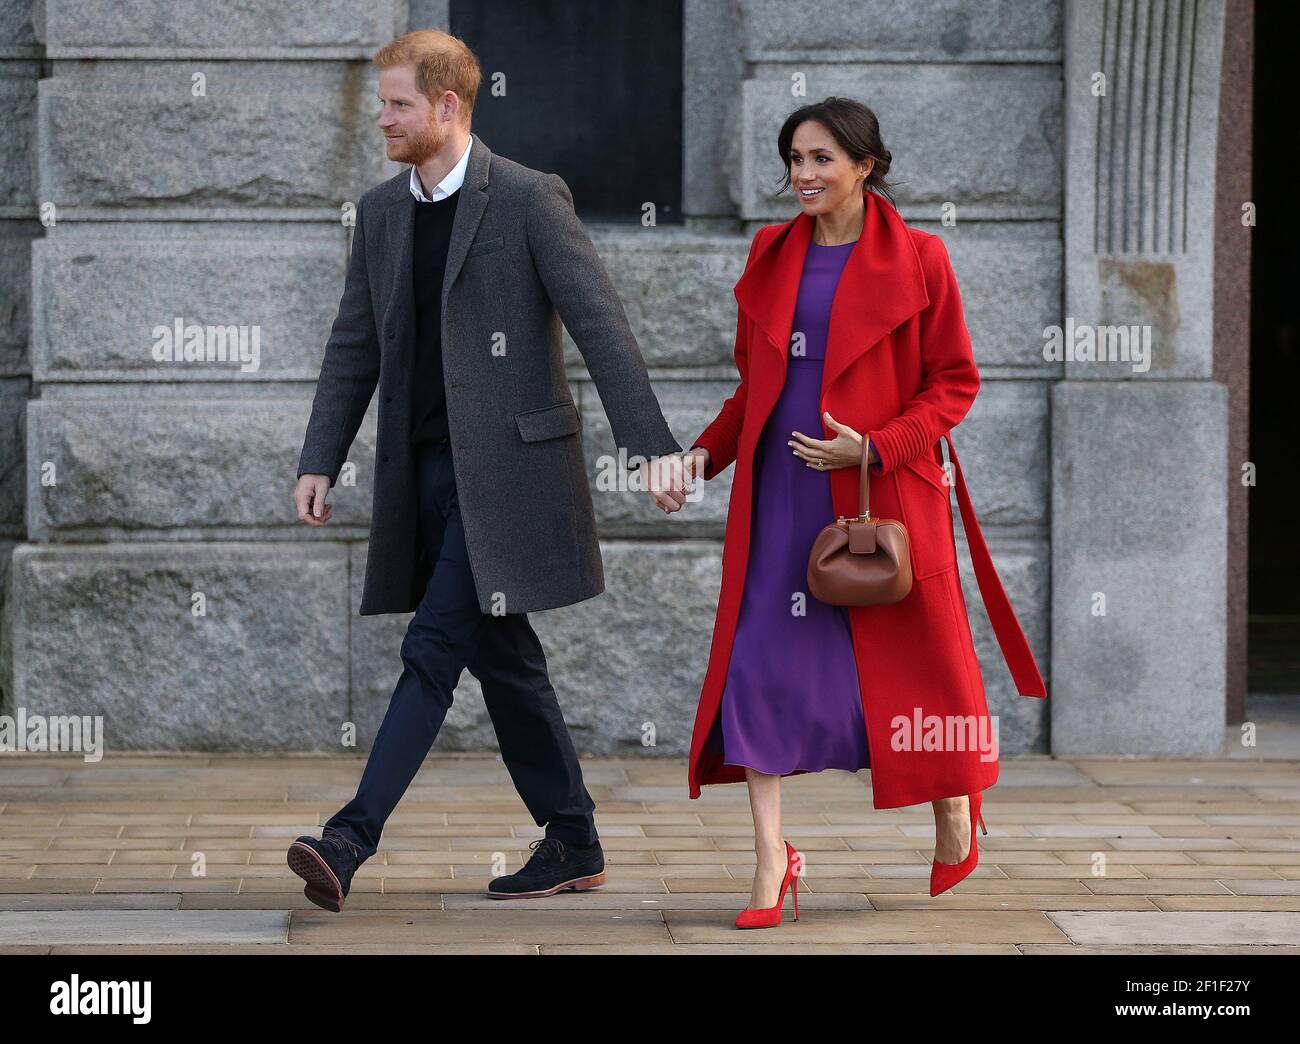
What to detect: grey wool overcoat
<box><xmin>298</xmin><ymin>132</ymin><xmax>682</xmax><ymax>615</ymax></box>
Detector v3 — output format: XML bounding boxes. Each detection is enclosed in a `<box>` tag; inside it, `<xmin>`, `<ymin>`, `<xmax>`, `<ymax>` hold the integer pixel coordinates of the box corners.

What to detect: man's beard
<box><xmin>392</xmin><ymin>119</ymin><xmax>445</xmax><ymax>165</ymax></box>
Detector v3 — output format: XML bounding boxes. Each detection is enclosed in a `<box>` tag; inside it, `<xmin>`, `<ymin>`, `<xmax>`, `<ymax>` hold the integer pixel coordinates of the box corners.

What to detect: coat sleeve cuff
<box><xmin>689</xmin><ymin>431</ymin><xmax>729</xmax><ymax>480</ymax></box>
<box><xmin>297</xmin><ymin>458</ymin><xmax>339</xmax><ymax>489</ymax></box>
<box><xmin>864</xmin><ymin>429</ymin><xmax>893</xmax><ymax>476</ymax></box>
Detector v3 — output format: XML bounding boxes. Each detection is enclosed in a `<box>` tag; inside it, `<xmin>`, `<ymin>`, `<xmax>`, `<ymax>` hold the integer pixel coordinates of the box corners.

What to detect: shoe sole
<box><xmin>286</xmin><ymin>842</ymin><xmax>346</xmax><ymax>912</ymax></box>
<box><xmin>486</xmin><ymin>869</ymin><xmax>606</xmax><ymax>899</ymax></box>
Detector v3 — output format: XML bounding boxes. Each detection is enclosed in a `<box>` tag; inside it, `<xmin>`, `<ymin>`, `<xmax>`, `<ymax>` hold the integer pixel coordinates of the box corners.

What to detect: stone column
<box><xmin>1053</xmin><ymin>0</ymin><xmax>1228</xmax><ymax>754</ymax></box>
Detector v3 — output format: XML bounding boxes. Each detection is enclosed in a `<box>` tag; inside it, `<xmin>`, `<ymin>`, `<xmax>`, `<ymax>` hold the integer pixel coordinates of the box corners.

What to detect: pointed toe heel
<box><xmin>735</xmin><ymin>840</ymin><xmax>800</xmax><ymax>929</ymax></box>
<box><xmin>929</xmin><ymin>791</ymin><xmax>984</xmax><ymax>898</ymax></box>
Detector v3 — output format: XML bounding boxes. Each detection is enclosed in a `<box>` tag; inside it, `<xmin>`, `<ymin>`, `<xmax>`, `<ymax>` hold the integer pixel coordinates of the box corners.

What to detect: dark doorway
<box><xmin>450</xmin><ymin>0</ymin><xmax>684</xmax><ymax>224</ymax></box>
<box><xmin>1247</xmin><ymin>1</ymin><xmax>1300</xmax><ymax>693</ymax></box>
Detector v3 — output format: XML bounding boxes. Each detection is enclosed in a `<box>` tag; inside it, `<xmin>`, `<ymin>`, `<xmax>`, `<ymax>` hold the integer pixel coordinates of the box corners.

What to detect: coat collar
<box><xmin>733</xmin><ymin>190</ymin><xmax>930</xmax><ymax>391</ymax></box>
<box><xmin>383</xmin><ymin>131</ymin><xmax>492</xmax><ymax>336</ymax></box>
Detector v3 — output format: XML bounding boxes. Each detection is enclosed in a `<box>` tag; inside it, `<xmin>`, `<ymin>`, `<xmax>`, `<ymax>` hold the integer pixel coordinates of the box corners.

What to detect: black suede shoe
<box><xmin>487</xmin><ymin>837</ymin><xmax>605</xmax><ymax>899</ymax></box>
<box><xmin>287</xmin><ymin>827</ymin><xmax>363</xmax><ymax>912</ymax></box>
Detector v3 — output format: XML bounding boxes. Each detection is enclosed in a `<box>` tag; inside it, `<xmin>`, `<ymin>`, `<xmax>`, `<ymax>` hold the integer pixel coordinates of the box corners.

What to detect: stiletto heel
<box><xmin>735</xmin><ymin>839</ymin><xmax>800</xmax><ymax>929</ymax></box>
<box><xmin>929</xmin><ymin>791</ymin><xmax>983</xmax><ymax>897</ymax></box>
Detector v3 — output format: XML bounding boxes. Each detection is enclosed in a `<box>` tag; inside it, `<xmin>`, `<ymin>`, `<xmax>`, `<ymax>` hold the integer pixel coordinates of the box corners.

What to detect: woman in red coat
<box><xmin>669</xmin><ymin>98</ymin><xmax>1046</xmax><ymax>928</ymax></box>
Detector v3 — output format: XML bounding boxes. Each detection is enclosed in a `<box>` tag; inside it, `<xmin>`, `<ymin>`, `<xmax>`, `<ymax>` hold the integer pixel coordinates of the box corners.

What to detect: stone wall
<box><xmin>0</xmin><ymin>1</ymin><xmax>1230</xmax><ymax>761</ymax></box>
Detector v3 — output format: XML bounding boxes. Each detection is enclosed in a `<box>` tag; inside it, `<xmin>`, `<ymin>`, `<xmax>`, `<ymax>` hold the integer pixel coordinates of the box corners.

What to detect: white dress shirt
<box><xmin>408</xmin><ymin>136</ymin><xmax>473</xmax><ymax>202</ymax></box>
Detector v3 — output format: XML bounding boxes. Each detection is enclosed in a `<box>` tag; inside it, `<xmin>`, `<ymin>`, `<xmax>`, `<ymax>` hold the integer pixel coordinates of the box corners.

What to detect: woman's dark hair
<box><xmin>775</xmin><ymin>97</ymin><xmax>897</xmax><ymax>207</ymax></box>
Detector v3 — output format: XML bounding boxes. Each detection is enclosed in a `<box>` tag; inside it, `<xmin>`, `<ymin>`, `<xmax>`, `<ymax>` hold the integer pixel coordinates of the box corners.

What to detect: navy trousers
<box><xmin>325</xmin><ymin>437</ymin><xmax>598</xmax><ymax>861</ymax></box>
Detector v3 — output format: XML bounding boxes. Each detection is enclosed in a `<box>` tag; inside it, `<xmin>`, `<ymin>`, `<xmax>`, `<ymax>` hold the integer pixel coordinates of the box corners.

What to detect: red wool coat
<box><xmin>687</xmin><ymin>191</ymin><xmax>1046</xmax><ymax>808</ymax></box>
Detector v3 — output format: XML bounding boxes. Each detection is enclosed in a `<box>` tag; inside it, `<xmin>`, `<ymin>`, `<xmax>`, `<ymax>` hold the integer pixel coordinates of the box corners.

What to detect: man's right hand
<box><xmin>295</xmin><ymin>474</ymin><xmax>332</xmax><ymax>526</ymax></box>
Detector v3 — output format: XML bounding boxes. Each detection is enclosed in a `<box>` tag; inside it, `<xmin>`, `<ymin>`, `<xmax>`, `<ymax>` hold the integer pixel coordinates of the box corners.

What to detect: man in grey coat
<box><xmin>286</xmin><ymin>30</ymin><xmax>691</xmax><ymax>913</ymax></box>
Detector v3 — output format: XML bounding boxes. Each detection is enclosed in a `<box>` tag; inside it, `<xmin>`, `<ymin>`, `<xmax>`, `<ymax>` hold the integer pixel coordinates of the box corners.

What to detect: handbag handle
<box><xmin>838</xmin><ymin>435</ymin><xmax>873</xmax><ymax>523</ymax></box>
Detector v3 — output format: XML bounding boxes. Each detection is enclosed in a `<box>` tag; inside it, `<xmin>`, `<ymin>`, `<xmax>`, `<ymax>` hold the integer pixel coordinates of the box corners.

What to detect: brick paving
<box><xmin>2</xmin><ymin>752</ymin><xmax>1299</xmax><ymax>953</ymax></box>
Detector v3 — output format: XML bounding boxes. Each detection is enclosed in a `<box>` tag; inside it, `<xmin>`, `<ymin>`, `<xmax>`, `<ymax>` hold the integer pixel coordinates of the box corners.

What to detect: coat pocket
<box><xmin>514</xmin><ymin>400</ymin><xmax>582</xmax><ymax>442</ymax></box>
<box><xmin>467</xmin><ymin>235</ymin><xmax>505</xmax><ymax>258</ymax></box>
<box><xmin>904</xmin><ymin>453</ymin><xmax>955</xmax><ymax>496</ymax></box>
<box><xmin>895</xmin><ymin>461</ymin><xmax>958</xmax><ymax>579</ymax></box>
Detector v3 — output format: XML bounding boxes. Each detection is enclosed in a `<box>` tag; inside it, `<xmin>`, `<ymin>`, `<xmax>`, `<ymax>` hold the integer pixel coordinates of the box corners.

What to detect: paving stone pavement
<box><xmin>2</xmin><ymin>752</ymin><xmax>1300</xmax><ymax>954</ymax></box>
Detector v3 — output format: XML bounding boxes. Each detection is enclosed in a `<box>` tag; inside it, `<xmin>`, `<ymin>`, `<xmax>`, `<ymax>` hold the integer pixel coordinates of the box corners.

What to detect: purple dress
<box><xmin>718</xmin><ymin>240</ymin><xmax>871</xmax><ymax>775</ymax></box>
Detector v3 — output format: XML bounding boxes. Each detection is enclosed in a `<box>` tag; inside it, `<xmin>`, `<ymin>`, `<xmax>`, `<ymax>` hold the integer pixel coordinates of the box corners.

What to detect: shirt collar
<box><xmin>409</xmin><ymin>136</ymin><xmax>472</xmax><ymax>203</ymax></box>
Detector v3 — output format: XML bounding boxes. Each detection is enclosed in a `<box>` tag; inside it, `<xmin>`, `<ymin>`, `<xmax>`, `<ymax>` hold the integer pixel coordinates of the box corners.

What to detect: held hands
<box><xmin>639</xmin><ymin>414</ymin><xmax>877</xmax><ymax>515</ymax></box>
<box><xmin>789</xmin><ymin>412</ymin><xmax>880</xmax><ymax>470</ymax></box>
<box><xmin>294</xmin><ymin>474</ymin><xmax>333</xmax><ymax>526</ymax></box>
<box><xmin>643</xmin><ymin>446</ymin><xmax>710</xmax><ymax>514</ymax></box>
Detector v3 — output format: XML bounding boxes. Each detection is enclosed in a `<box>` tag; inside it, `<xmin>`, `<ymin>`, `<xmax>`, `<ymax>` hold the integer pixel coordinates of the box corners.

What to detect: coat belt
<box><xmin>942</xmin><ymin>432</ymin><xmax>1047</xmax><ymax>699</ymax></box>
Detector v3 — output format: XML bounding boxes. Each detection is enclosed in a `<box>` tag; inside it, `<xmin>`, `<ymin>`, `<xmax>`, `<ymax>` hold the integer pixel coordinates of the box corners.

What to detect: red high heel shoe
<box><xmin>929</xmin><ymin>791</ymin><xmax>987</xmax><ymax>897</ymax></box>
<box><xmin>735</xmin><ymin>840</ymin><xmax>800</xmax><ymax>929</ymax></box>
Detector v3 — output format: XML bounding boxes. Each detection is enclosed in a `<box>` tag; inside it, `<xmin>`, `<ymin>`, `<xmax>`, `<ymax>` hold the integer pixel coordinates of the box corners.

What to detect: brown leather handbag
<box><xmin>806</xmin><ymin>436</ymin><xmax>913</xmax><ymax>606</ymax></box>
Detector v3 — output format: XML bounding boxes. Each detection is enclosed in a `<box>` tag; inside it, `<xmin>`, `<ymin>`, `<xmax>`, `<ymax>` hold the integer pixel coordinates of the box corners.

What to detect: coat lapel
<box><xmin>440</xmin><ymin>131</ymin><xmax>490</xmax><ymax>309</ymax></box>
<box><xmin>382</xmin><ymin>191</ymin><xmax>415</xmax><ymax>347</ymax></box>
<box><xmin>733</xmin><ymin>191</ymin><xmax>930</xmax><ymax>394</ymax></box>
<box><xmin>381</xmin><ymin>131</ymin><xmax>493</xmax><ymax>340</ymax></box>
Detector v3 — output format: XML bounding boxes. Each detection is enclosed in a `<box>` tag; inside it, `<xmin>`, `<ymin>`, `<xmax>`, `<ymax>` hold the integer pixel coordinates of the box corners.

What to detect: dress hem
<box><xmin>722</xmin><ymin>759</ymin><xmax>870</xmax><ymax>776</ymax></box>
